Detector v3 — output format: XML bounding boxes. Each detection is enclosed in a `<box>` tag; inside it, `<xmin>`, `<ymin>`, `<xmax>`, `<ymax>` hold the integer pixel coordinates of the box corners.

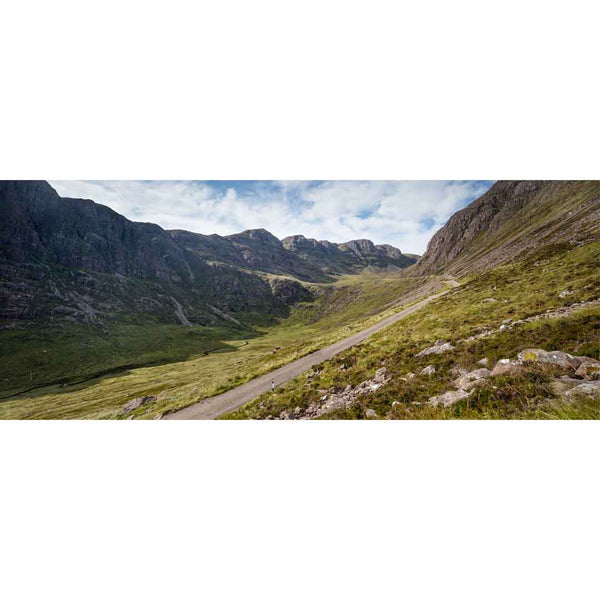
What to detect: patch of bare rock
<box><xmin>276</xmin><ymin>367</ymin><xmax>390</xmax><ymax>420</ymax></box>
<box><xmin>415</xmin><ymin>339</ymin><xmax>455</xmax><ymax>358</ymax></box>
<box><xmin>427</xmin><ymin>348</ymin><xmax>600</xmax><ymax>408</ymax></box>
<box><xmin>122</xmin><ymin>394</ymin><xmax>157</xmax><ymax>417</ymax></box>
<box><xmin>461</xmin><ymin>297</ymin><xmax>600</xmax><ymax>344</ymax></box>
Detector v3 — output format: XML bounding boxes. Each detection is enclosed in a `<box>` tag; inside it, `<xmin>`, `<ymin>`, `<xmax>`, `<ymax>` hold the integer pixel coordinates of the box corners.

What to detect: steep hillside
<box><xmin>0</xmin><ymin>180</ymin><xmax>413</xmax><ymax>329</ymax></box>
<box><xmin>415</xmin><ymin>180</ymin><xmax>600</xmax><ymax>276</ymax></box>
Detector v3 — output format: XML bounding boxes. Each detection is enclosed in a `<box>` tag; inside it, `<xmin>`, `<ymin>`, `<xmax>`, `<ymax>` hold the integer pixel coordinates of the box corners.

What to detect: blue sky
<box><xmin>49</xmin><ymin>180</ymin><xmax>494</xmax><ymax>254</ymax></box>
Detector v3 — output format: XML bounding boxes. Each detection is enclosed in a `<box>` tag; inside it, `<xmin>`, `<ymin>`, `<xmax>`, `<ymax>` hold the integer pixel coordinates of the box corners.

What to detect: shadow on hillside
<box><xmin>0</xmin><ymin>323</ymin><xmax>271</xmax><ymax>402</ymax></box>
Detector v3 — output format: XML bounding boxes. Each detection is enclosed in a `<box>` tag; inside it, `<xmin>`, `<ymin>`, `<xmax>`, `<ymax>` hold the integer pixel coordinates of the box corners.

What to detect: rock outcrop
<box><xmin>426</xmin><ymin>348</ymin><xmax>600</xmax><ymax>409</ymax></box>
<box><xmin>279</xmin><ymin>367</ymin><xmax>391</xmax><ymax>419</ymax></box>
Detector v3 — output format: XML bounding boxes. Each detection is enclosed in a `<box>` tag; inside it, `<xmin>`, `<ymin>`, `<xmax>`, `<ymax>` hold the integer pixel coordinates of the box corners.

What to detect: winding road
<box><xmin>165</xmin><ymin>279</ymin><xmax>459</xmax><ymax>420</ymax></box>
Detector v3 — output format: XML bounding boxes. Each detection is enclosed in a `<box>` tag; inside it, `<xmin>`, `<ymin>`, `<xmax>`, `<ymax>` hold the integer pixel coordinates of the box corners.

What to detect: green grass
<box><xmin>0</xmin><ymin>270</ymin><xmax>430</xmax><ymax>419</ymax></box>
<box><xmin>0</xmin><ymin>322</ymin><xmax>254</xmax><ymax>398</ymax></box>
<box><xmin>3</xmin><ymin>236</ymin><xmax>598</xmax><ymax>420</ymax></box>
<box><xmin>225</xmin><ymin>239</ymin><xmax>600</xmax><ymax>420</ymax></box>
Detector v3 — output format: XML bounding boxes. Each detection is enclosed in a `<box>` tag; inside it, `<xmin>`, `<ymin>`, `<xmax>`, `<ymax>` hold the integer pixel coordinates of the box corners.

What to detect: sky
<box><xmin>49</xmin><ymin>180</ymin><xmax>495</xmax><ymax>255</ymax></box>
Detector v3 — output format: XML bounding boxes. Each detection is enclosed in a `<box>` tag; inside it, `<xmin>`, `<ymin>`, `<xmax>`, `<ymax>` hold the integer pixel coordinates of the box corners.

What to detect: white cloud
<box><xmin>48</xmin><ymin>180</ymin><xmax>493</xmax><ymax>254</ymax></box>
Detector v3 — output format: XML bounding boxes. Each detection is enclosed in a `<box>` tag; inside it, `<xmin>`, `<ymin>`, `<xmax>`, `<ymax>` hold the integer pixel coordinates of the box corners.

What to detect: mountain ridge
<box><xmin>0</xmin><ymin>180</ymin><xmax>417</xmax><ymax>328</ymax></box>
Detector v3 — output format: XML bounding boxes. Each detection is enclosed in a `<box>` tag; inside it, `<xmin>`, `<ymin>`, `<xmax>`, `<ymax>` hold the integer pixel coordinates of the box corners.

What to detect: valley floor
<box><xmin>0</xmin><ymin>271</ymin><xmax>434</xmax><ymax>419</ymax></box>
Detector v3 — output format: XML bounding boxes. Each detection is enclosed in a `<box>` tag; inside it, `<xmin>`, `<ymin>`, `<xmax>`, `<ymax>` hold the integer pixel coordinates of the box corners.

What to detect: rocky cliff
<box><xmin>281</xmin><ymin>234</ymin><xmax>416</xmax><ymax>273</ymax></box>
<box><xmin>0</xmin><ymin>181</ymin><xmax>415</xmax><ymax>328</ymax></box>
<box><xmin>414</xmin><ymin>180</ymin><xmax>600</xmax><ymax>276</ymax></box>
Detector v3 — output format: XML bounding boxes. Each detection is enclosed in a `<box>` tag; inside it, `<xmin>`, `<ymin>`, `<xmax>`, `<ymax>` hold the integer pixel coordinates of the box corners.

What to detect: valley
<box><xmin>0</xmin><ymin>270</ymin><xmax>432</xmax><ymax>418</ymax></box>
<box><xmin>1</xmin><ymin>179</ymin><xmax>599</xmax><ymax>420</ymax></box>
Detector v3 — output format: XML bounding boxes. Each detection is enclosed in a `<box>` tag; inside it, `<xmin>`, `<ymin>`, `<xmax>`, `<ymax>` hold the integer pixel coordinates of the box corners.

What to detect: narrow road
<box><xmin>165</xmin><ymin>279</ymin><xmax>459</xmax><ymax>420</ymax></box>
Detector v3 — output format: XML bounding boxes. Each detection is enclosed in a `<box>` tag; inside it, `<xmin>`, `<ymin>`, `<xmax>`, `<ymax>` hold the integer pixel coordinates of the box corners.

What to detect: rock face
<box><xmin>281</xmin><ymin>234</ymin><xmax>417</xmax><ymax>274</ymax></box>
<box><xmin>414</xmin><ymin>180</ymin><xmax>600</xmax><ymax>276</ymax></box>
<box><xmin>0</xmin><ymin>181</ymin><xmax>414</xmax><ymax>328</ymax></box>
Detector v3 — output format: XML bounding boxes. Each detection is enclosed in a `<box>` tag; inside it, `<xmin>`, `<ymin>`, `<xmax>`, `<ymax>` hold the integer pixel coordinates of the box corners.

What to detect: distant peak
<box><xmin>227</xmin><ymin>228</ymin><xmax>280</xmax><ymax>242</ymax></box>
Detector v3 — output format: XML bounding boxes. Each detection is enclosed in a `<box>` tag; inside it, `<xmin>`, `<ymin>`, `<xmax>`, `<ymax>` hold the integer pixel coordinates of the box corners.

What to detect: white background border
<box><xmin>1</xmin><ymin>1</ymin><xmax>599</xmax><ymax>599</ymax></box>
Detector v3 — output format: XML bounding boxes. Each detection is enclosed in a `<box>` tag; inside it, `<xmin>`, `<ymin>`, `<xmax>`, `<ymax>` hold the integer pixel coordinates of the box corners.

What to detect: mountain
<box><xmin>170</xmin><ymin>228</ymin><xmax>328</xmax><ymax>283</ymax></box>
<box><xmin>414</xmin><ymin>180</ymin><xmax>600</xmax><ymax>276</ymax></box>
<box><xmin>281</xmin><ymin>235</ymin><xmax>416</xmax><ymax>273</ymax></box>
<box><xmin>0</xmin><ymin>180</ymin><xmax>415</xmax><ymax>328</ymax></box>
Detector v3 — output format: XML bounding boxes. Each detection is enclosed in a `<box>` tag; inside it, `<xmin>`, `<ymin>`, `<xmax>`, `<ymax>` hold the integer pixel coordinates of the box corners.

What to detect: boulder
<box><xmin>477</xmin><ymin>358</ymin><xmax>489</xmax><ymax>367</ymax></box>
<box><xmin>517</xmin><ymin>348</ymin><xmax>579</xmax><ymax>369</ymax></box>
<box><xmin>575</xmin><ymin>362</ymin><xmax>600</xmax><ymax>380</ymax></box>
<box><xmin>453</xmin><ymin>368</ymin><xmax>492</xmax><ymax>389</ymax></box>
<box><xmin>420</xmin><ymin>365</ymin><xmax>436</xmax><ymax>376</ymax></box>
<box><xmin>565</xmin><ymin>381</ymin><xmax>600</xmax><ymax>400</ymax></box>
<box><xmin>123</xmin><ymin>395</ymin><xmax>157</xmax><ymax>414</ymax></box>
<box><xmin>491</xmin><ymin>359</ymin><xmax>523</xmax><ymax>377</ymax></box>
<box><xmin>416</xmin><ymin>340</ymin><xmax>455</xmax><ymax>358</ymax></box>
<box><xmin>429</xmin><ymin>388</ymin><xmax>472</xmax><ymax>408</ymax></box>
<box><xmin>559</xmin><ymin>290</ymin><xmax>574</xmax><ymax>299</ymax></box>
<box><xmin>483</xmin><ymin>297</ymin><xmax>498</xmax><ymax>303</ymax></box>
<box><xmin>365</xmin><ymin>409</ymin><xmax>378</xmax><ymax>419</ymax></box>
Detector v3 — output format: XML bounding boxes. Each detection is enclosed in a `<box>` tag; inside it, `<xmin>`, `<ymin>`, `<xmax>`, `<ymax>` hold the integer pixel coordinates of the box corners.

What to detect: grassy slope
<box><xmin>0</xmin><ymin>271</ymin><xmax>430</xmax><ymax>419</ymax></box>
<box><xmin>225</xmin><ymin>239</ymin><xmax>600</xmax><ymax>419</ymax></box>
